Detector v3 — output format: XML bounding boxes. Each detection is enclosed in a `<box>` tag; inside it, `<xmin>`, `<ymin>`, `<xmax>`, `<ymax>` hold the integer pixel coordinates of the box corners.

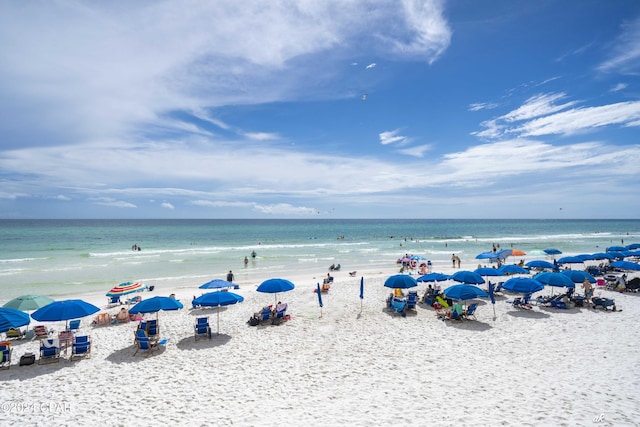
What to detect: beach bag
<box><xmin>20</xmin><ymin>352</ymin><xmax>35</xmax><ymax>366</ymax></box>
<box><xmin>248</xmin><ymin>317</ymin><xmax>259</xmax><ymax>326</ymax></box>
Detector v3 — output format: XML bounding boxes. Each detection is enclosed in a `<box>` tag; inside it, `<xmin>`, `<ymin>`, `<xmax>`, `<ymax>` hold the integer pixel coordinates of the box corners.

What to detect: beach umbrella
<box><xmin>257</xmin><ymin>278</ymin><xmax>295</xmax><ymax>305</ymax></box>
<box><xmin>383</xmin><ymin>274</ymin><xmax>418</xmax><ymax>289</ymax></box>
<box><xmin>3</xmin><ymin>294</ymin><xmax>54</xmax><ymax>312</ymax></box>
<box><xmin>129</xmin><ymin>296</ymin><xmax>184</xmax><ymax>318</ymax></box>
<box><xmin>557</xmin><ymin>256</ymin><xmax>585</xmax><ymax>265</ymax></box>
<box><xmin>31</xmin><ymin>299</ymin><xmax>100</xmax><ymax>328</ymax></box>
<box><xmin>476</xmin><ymin>251</ymin><xmax>499</xmax><ymax>260</ymax></box>
<box><xmin>0</xmin><ymin>308</ymin><xmax>31</xmax><ymax>333</ymax></box>
<box><xmin>561</xmin><ymin>270</ymin><xmax>596</xmax><ymax>284</ymax></box>
<box><xmin>502</xmin><ymin>277</ymin><xmax>545</xmax><ymax>294</ymax></box>
<box><xmin>526</xmin><ymin>260</ymin><xmax>556</xmax><ymax>270</ymax></box>
<box><xmin>528</xmin><ymin>249</ymin><xmax>546</xmax><ymax>256</ymax></box>
<box><xmin>359</xmin><ymin>276</ymin><xmax>364</xmax><ymax>313</ymax></box>
<box><xmin>199</xmin><ymin>279</ymin><xmax>235</xmax><ymax>290</ymax></box>
<box><xmin>510</xmin><ymin>249</ymin><xmax>526</xmax><ymax>256</ymax></box>
<box><xmin>474</xmin><ymin>268</ymin><xmax>503</xmax><ymax>277</ymax></box>
<box><xmin>610</xmin><ymin>260</ymin><xmax>640</xmax><ymax>271</ymax></box>
<box><xmin>498</xmin><ymin>265</ymin><xmax>529</xmax><ymax>275</ymax></box>
<box><xmin>316</xmin><ymin>283</ymin><xmax>323</xmax><ymax>317</ymax></box>
<box><xmin>487</xmin><ymin>281</ymin><xmax>496</xmax><ymax>317</ymax></box>
<box><xmin>587</xmin><ymin>252</ymin><xmax>615</xmax><ymax>261</ymax></box>
<box><xmin>625</xmin><ymin>243</ymin><xmax>640</xmax><ymax>250</ymax></box>
<box><xmin>192</xmin><ymin>292</ymin><xmax>243</xmax><ymax>334</ymax></box>
<box><xmin>106</xmin><ymin>281</ymin><xmax>147</xmax><ymax>297</ymax></box>
<box><xmin>443</xmin><ymin>284</ymin><xmax>488</xmax><ymax>301</ymax></box>
<box><xmin>533</xmin><ymin>272</ymin><xmax>576</xmax><ymax>288</ymax></box>
<box><xmin>544</xmin><ymin>248</ymin><xmax>562</xmax><ymax>255</ymax></box>
<box><xmin>606</xmin><ymin>246</ymin><xmax>627</xmax><ymax>252</ymax></box>
<box><xmin>450</xmin><ymin>270</ymin><xmax>485</xmax><ymax>285</ymax></box>
<box><xmin>417</xmin><ymin>272</ymin><xmax>450</xmax><ymax>282</ymax></box>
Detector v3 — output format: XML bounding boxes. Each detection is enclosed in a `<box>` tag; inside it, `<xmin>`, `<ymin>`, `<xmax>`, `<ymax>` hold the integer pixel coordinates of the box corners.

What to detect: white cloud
<box><xmin>474</xmin><ymin>92</ymin><xmax>640</xmax><ymax>139</ymax></box>
<box><xmin>468</xmin><ymin>102</ymin><xmax>498</xmax><ymax>112</ymax></box>
<box><xmin>597</xmin><ymin>17</ymin><xmax>640</xmax><ymax>74</ymax></box>
<box><xmin>161</xmin><ymin>202</ymin><xmax>174</xmax><ymax>210</ymax></box>
<box><xmin>610</xmin><ymin>83</ymin><xmax>628</xmax><ymax>92</ymax></box>
<box><xmin>366</xmin><ymin>63</ymin><xmax>377</xmax><ymax>69</ymax></box>
<box><xmin>379</xmin><ymin>129</ymin><xmax>408</xmax><ymax>145</ymax></box>
<box><xmin>90</xmin><ymin>197</ymin><xmax>137</xmax><ymax>208</ymax></box>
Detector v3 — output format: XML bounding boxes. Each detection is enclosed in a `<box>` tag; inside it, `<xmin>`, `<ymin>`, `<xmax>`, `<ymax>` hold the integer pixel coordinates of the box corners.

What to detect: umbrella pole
<box><xmin>217</xmin><ymin>307</ymin><xmax>220</xmax><ymax>335</ymax></box>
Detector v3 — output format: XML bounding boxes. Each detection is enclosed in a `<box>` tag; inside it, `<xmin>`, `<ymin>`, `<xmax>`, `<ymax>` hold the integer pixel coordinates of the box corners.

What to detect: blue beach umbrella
<box><xmin>526</xmin><ymin>260</ymin><xmax>556</xmax><ymax>270</ymax></box>
<box><xmin>625</xmin><ymin>243</ymin><xmax>640</xmax><ymax>250</ymax></box>
<box><xmin>474</xmin><ymin>267</ymin><xmax>504</xmax><ymax>277</ymax></box>
<box><xmin>533</xmin><ymin>272</ymin><xmax>576</xmax><ymax>288</ymax></box>
<box><xmin>557</xmin><ymin>256</ymin><xmax>585</xmax><ymax>265</ymax></box>
<box><xmin>417</xmin><ymin>272</ymin><xmax>450</xmax><ymax>282</ymax></box>
<box><xmin>587</xmin><ymin>253</ymin><xmax>615</xmax><ymax>261</ymax></box>
<box><xmin>610</xmin><ymin>260</ymin><xmax>640</xmax><ymax>271</ymax></box>
<box><xmin>199</xmin><ymin>279</ymin><xmax>235</xmax><ymax>290</ymax></box>
<box><xmin>31</xmin><ymin>299</ymin><xmax>100</xmax><ymax>328</ymax></box>
<box><xmin>359</xmin><ymin>276</ymin><xmax>364</xmax><ymax>313</ymax></box>
<box><xmin>0</xmin><ymin>308</ymin><xmax>31</xmax><ymax>333</ymax></box>
<box><xmin>383</xmin><ymin>274</ymin><xmax>418</xmax><ymax>289</ymax></box>
<box><xmin>488</xmin><ymin>281</ymin><xmax>496</xmax><ymax>317</ymax></box>
<box><xmin>606</xmin><ymin>246</ymin><xmax>627</xmax><ymax>252</ymax></box>
<box><xmin>476</xmin><ymin>252</ymin><xmax>499</xmax><ymax>260</ymax></box>
<box><xmin>561</xmin><ymin>270</ymin><xmax>596</xmax><ymax>284</ymax></box>
<box><xmin>192</xmin><ymin>292</ymin><xmax>243</xmax><ymax>334</ymax></box>
<box><xmin>257</xmin><ymin>278</ymin><xmax>295</xmax><ymax>305</ymax></box>
<box><xmin>316</xmin><ymin>283</ymin><xmax>323</xmax><ymax>317</ymax></box>
<box><xmin>498</xmin><ymin>265</ymin><xmax>529</xmax><ymax>275</ymax></box>
<box><xmin>443</xmin><ymin>284</ymin><xmax>489</xmax><ymax>301</ymax></box>
<box><xmin>502</xmin><ymin>277</ymin><xmax>545</xmax><ymax>294</ymax></box>
<box><xmin>450</xmin><ymin>270</ymin><xmax>485</xmax><ymax>285</ymax></box>
<box><xmin>129</xmin><ymin>296</ymin><xmax>184</xmax><ymax>315</ymax></box>
<box><xmin>544</xmin><ymin>248</ymin><xmax>562</xmax><ymax>255</ymax></box>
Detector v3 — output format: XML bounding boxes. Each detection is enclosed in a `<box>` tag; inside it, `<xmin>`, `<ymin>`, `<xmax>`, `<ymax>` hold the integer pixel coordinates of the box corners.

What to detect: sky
<box><xmin>1</xmin><ymin>0</ymin><xmax>640</xmax><ymax>219</ymax></box>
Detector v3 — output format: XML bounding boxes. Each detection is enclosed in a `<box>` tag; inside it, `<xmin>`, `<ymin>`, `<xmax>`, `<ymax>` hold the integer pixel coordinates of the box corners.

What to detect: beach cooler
<box><xmin>20</xmin><ymin>352</ymin><xmax>35</xmax><ymax>366</ymax></box>
<box><xmin>596</xmin><ymin>278</ymin><xmax>605</xmax><ymax>288</ymax></box>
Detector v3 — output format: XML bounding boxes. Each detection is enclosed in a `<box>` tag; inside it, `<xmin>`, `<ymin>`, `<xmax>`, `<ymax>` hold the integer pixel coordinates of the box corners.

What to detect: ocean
<box><xmin>1</xmin><ymin>219</ymin><xmax>638</xmax><ymax>301</ymax></box>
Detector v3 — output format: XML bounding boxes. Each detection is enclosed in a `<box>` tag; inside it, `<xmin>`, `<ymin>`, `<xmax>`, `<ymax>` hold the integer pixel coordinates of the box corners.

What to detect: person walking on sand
<box><xmin>582</xmin><ymin>278</ymin><xmax>593</xmax><ymax>304</ymax></box>
<box><xmin>227</xmin><ymin>270</ymin><xmax>234</xmax><ymax>283</ymax></box>
<box><xmin>451</xmin><ymin>254</ymin><xmax>456</xmax><ymax>268</ymax></box>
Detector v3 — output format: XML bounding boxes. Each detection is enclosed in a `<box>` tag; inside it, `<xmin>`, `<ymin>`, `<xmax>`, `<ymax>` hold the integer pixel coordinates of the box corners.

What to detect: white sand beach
<box><xmin>2</xmin><ymin>261</ymin><xmax>639</xmax><ymax>426</ymax></box>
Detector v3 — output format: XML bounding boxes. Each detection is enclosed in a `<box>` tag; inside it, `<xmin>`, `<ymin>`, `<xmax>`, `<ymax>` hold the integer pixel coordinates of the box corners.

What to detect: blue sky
<box><xmin>1</xmin><ymin>0</ymin><xmax>640</xmax><ymax>219</ymax></box>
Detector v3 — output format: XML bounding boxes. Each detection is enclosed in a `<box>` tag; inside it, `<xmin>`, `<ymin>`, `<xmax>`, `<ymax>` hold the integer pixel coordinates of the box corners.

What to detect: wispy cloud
<box><xmin>474</xmin><ymin>92</ymin><xmax>640</xmax><ymax>139</ymax></box>
<box><xmin>597</xmin><ymin>17</ymin><xmax>640</xmax><ymax>74</ymax></box>
<box><xmin>379</xmin><ymin>129</ymin><xmax>409</xmax><ymax>145</ymax></box>
<box><xmin>610</xmin><ymin>83</ymin><xmax>628</xmax><ymax>92</ymax></box>
<box><xmin>468</xmin><ymin>102</ymin><xmax>498</xmax><ymax>111</ymax></box>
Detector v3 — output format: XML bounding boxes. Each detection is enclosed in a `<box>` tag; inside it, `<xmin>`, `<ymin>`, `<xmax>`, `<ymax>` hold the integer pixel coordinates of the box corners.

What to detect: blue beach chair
<box><xmin>71</xmin><ymin>335</ymin><xmax>91</xmax><ymax>360</ymax></box>
<box><xmin>194</xmin><ymin>317</ymin><xmax>211</xmax><ymax>341</ymax></box>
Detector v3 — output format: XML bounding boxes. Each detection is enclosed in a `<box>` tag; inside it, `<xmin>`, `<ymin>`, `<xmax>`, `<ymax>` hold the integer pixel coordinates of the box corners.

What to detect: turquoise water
<box><xmin>1</xmin><ymin>219</ymin><xmax>638</xmax><ymax>300</ymax></box>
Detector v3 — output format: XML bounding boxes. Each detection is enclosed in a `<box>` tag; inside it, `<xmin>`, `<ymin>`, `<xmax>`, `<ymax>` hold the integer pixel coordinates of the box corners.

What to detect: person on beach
<box><xmin>451</xmin><ymin>254</ymin><xmax>456</xmax><ymax>268</ymax></box>
<box><xmin>582</xmin><ymin>278</ymin><xmax>593</xmax><ymax>304</ymax></box>
<box><xmin>227</xmin><ymin>270</ymin><xmax>234</xmax><ymax>283</ymax></box>
<box><xmin>251</xmin><ymin>250</ymin><xmax>257</xmax><ymax>258</ymax></box>
<box><xmin>244</xmin><ymin>256</ymin><xmax>249</xmax><ymax>266</ymax></box>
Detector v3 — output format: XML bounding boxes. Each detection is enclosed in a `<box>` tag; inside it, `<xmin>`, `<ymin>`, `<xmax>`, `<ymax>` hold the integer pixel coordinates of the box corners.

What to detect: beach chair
<box><xmin>71</xmin><ymin>335</ymin><xmax>92</xmax><ymax>360</ymax></box>
<box><xmin>67</xmin><ymin>319</ymin><xmax>81</xmax><ymax>331</ymax></box>
<box><xmin>146</xmin><ymin>319</ymin><xmax>159</xmax><ymax>338</ymax></box>
<box><xmin>407</xmin><ymin>291</ymin><xmax>418</xmax><ymax>310</ymax></box>
<box><xmin>107</xmin><ymin>296</ymin><xmax>121</xmax><ymax>307</ymax></box>
<box><xmin>39</xmin><ymin>338</ymin><xmax>61</xmax><ymax>364</ymax></box>
<box><xmin>259</xmin><ymin>306</ymin><xmax>272</xmax><ymax>322</ymax></box>
<box><xmin>33</xmin><ymin>325</ymin><xmax>50</xmax><ymax>340</ymax></box>
<box><xmin>126</xmin><ymin>295</ymin><xmax>142</xmax><ymax>305</ymax></box>
<box><xmin>390</xmin><ymin>298</ymin><xmax>407</xmax><ymax>317</ymax></box>
<box><xmin>464</xmin><ymin>303</ymin><xmax>478</xmax><ymax>320</ymax></box>
<box><xmin>5</xmin><ymin>328</ymin><xmax>25</xmax><ymax>340</ymax></box>
<box><xmin>272</xmin><ymin>303</ymin><xmax>288</xmax><ymax>325</ymax></box>
<box><xmin>194</xmin><ymin>317</ymin><xmax>212</xmax><ymax>341</ymax></box>
<box><xmin>0</xmin><ymin>342</ymin><xmax>12</xmax><ymax>369</ymax></box>
<box><xmin>133</xmin><ymin>329</ymin><xmax>158</xmax><ymax>357</ymax></box>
